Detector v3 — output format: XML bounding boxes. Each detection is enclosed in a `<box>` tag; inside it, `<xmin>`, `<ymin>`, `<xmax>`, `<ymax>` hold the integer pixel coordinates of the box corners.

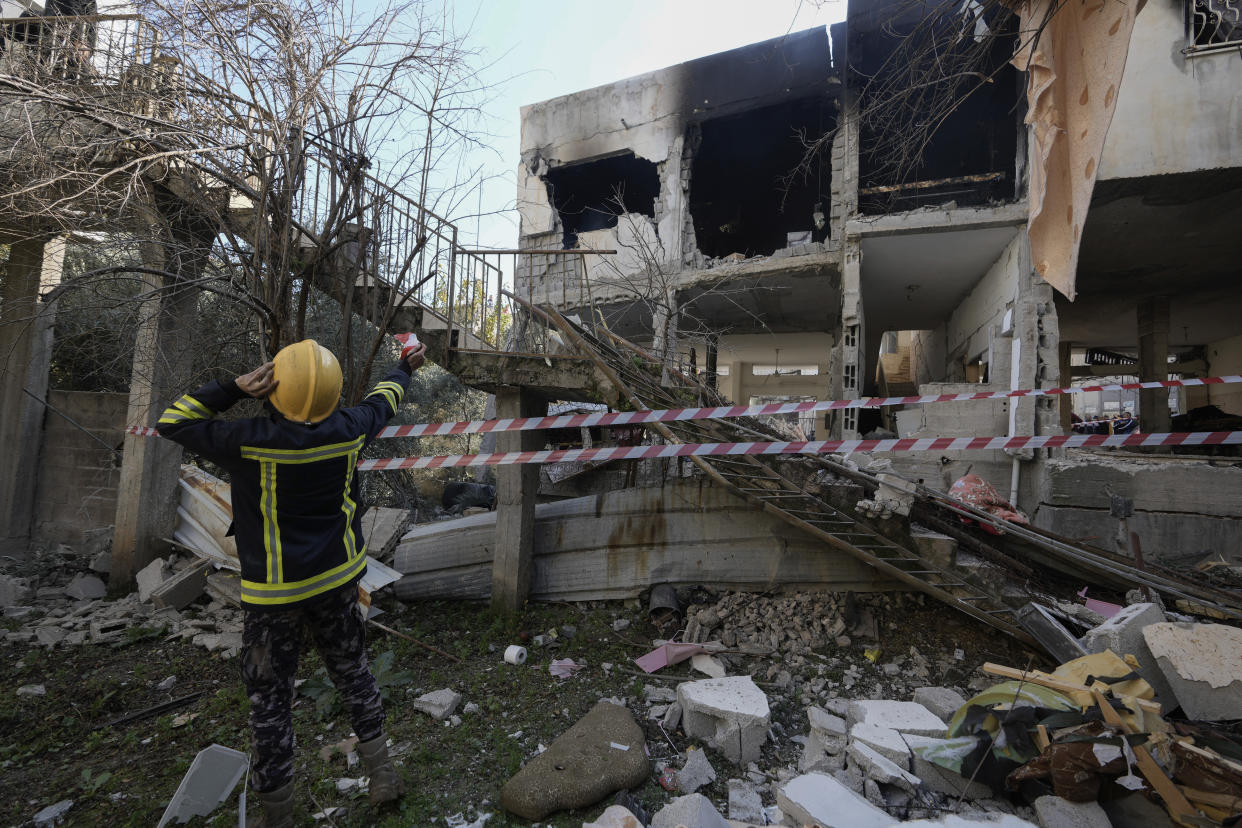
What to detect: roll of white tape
<box><xmin>503</xmin><ymin>645</ymin><xmax>527</xmax><ymax>665</ymax></box>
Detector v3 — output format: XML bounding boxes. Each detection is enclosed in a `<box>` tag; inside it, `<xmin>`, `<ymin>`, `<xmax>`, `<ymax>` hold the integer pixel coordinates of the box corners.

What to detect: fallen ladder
<box><xmin>528</xmin><ymin>302</ymin><xmax>1042</xmax><ymax>649</ymax></box>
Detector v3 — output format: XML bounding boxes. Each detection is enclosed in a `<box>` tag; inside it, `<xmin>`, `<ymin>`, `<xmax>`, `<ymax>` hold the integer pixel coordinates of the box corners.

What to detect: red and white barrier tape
<box><xmin>353</xmin><ymin>431</ymin><xmax>1242</xmax><ymax>471</ymax></box>
<box><xmin>125</xmin><ymin>374</ymin><xmax>1242</xmax><ymax>441</ymax></box>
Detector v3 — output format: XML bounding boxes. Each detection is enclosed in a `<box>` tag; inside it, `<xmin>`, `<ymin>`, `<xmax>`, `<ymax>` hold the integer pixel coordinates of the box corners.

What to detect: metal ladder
<box><xmin>544</xmin><ymin>308</ymin><xmax>1039</xmax><ymax>648</ymax></box>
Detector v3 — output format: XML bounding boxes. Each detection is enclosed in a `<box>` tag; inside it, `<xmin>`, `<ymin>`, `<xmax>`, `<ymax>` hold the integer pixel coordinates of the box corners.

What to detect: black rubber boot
<box><xmin>248</xmin><ymin>780</ymin><xmax>293</xmax><ymax>828</ymax></box>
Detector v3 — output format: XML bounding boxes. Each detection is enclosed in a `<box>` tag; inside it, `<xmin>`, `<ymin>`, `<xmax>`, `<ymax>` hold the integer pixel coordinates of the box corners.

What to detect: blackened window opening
<box><xmin>688</xmin><ymin>96</ymin><xmax>835</xmax><ymax>259</ymax></box>
<box><xmin>543</xmin><ymin>152</ymin><xmax>659</xmax><ymax>249</ymax></box>
<box><xmin>849</xmin><ymin>3</ymin><xmax>1021</xmax><ymax>214</ymax></box>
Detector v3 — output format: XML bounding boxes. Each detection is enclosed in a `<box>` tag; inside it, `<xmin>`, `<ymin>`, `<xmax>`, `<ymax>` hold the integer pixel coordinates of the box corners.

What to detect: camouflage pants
<box><xmin>241</xmin><ymin>583</ymin><xmax>384</xmax><ymax>793</ymax></box>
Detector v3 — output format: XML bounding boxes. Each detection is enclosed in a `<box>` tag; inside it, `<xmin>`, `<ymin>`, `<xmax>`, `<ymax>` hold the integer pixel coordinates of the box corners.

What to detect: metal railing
<box><xmin>1185</xmin><ymin>0</ymin><xmax>1242</xmax><ymax>55</ymax></box>
<box><xmin>0</xmin><ymin>14</ymin><xmax>158</xmax><ymax>83</ymax></box>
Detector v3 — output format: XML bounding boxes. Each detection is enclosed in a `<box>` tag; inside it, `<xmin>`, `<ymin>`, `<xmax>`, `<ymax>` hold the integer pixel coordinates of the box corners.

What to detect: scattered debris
<box><xmin>17</xmin><ymin>683</ymin><xmax>47</xmax><ymax>697</ymax></box>
<box><xmin>1143</xmin><ymin>622</ymin><xmax>1242</xmax><ymax>721</ymax></box>
<box><xmin>156</xmin><ymin>744</ymin><xmax>247</xmax><ymax>827</ymax></box>
<box><xmin>778</xmin><ymin>771</ymin><xmax>891</xmax><ymax>828</ymax></box>
<box><xmin>678</xmin><ymin>676</ymin><xmax>770</xmax><ymax>765</ymax></box>
<box><xmin>411</xmin><ymin>688</ymin><xmax>463</xmax><ymax>721</ymax></box>
<box><xmin>675</xmin><ymin>747</ymin><xmax>716</xmax><ymax>794</ymax></box>
<box><xmin>549</xmin><ymin>658</ymin><xmax>584</xmax><ymax>678</ymax></box>
<box><xmin>64</xmin><ymin>573</ymin><xmax>106</xmax><ymax>601</ymax></box>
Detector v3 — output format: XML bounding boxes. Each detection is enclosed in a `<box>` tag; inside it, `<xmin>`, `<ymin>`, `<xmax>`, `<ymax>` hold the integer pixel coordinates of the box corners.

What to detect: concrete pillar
<box><xmin>0</xmin><ymin>235</ymin><xmax>64</xmax><ymax>553</ymax></box>
<box><xmin>490</xmin><ymin>386</ymin><xmax>545</xmax><ymax>614</ymax></box>
<box><xmin>837</xmin><ymin>236</ymin><xmax>863</xmax><ymax>439</ymax></box>
<box><xmin>1137</xmin><ymin>297</ymin><xmax>1170</xmax><ymax>433</ymax></box>
<box><xmin>111</xmin><ymin>226</ymin><xmax>208</xmax><ymax>588</ymax></box>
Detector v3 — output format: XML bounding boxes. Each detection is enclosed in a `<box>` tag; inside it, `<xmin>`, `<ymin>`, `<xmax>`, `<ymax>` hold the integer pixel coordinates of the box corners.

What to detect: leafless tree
<box><xmin>1</xmin><ymin>0</ymin><xmax>493</xmax><ymax>402</ymax></box>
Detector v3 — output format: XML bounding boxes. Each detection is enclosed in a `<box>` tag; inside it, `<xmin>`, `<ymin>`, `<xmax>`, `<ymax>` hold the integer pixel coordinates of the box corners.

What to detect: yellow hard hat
<box><xmin>268</xmin><ymin>339</ymin><xmax>342</xmax><ymax>423</ymax></box>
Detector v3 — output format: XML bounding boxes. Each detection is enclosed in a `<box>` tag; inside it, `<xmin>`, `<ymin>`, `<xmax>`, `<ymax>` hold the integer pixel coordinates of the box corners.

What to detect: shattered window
<box><xmin>542</xmin><ymin>152</ymin><xmax>659</xmax><ymax>249</ymax></box>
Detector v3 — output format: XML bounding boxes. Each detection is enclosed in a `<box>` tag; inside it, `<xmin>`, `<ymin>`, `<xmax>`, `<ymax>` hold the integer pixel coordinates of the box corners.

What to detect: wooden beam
<box><xmin>490</xmin><ymin>387</ymin><xmax>545</xmax><ymax>614</ymax></box>
<box><xmin>981</xmin><ymin>663</ymin><xmax>1162</xmax><ymax>714</ymax></box>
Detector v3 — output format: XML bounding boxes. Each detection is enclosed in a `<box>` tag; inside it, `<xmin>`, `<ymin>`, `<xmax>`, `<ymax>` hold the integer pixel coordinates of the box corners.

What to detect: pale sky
<box><xmin>446</xmin><ymin>0</ymin><xmax>848</xmax><ymax>252</ymax></box>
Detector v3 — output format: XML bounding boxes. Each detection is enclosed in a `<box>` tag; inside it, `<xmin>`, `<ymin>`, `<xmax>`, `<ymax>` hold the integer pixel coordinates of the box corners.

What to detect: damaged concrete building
<box><xmin>511</xmin><ymin>0</ymin><xmax>1242</xmax><ymax>562</ymax></box>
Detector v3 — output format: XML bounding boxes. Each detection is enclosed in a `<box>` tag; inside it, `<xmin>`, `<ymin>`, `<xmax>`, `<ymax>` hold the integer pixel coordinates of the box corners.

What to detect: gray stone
<box><xmin>31</xmin><ymin>799</ymin><xmax>73</xmax><ymax>827</ymax></box>
<box><xmin>36</xmin><ymin>626</ymin><xmax>67</xmax><ymax>647</ymax></box>
<box><xmin>847</xmin><ymin>700</ymin><xmax>946</xmax><ymax>737</ymax></box>
<box><xmin>677</xmin><ymin>676</ymin><xmax>770</xmax><ymax>765</ymax></box>
<box><xmin>1033</xmin><ymin>795</ymin><xmax>1110</xmax><ymax>828</ymax></box>
<box><xmin>650</xmin><ymin>793</ymin><xmax>730</xmax><ymax>828</ymax></box>
<box><xmin>499</xmin><ymin>702</ymin><xmax>649</xmax><ymax>821</ymax></box>
<box><xmin>727</xmin><ymin>778</ymin><xmax>765</xmax><ymax>824</ymax></box>
<box><xmin>0</xmin><ymin>574</ymin><xmax>32</xmax><ymax>607</ymax></box>
<box><xmin>913</xmin><ymin>687</ymin><xmax>968</xmax><ymax>723</ymax></box>
<box><xmin>1081</xmin><ymin>603</ymin><xmax>1174</xmax><ymax>705</ymax></box>
<box><xmin>846</xmin><ymin>740</ymin><xmax>920</xmax><ymax>794</ymax></box>
<box><xmin>677</xmin><ymin>747</ymin><xmax>716</xmax><ymax>794</ymax></box>
<box><xmin>65</xmin><ymin>574</ymin><xmax>107</xmax><ymax>601</ymax></box>
<box><xmin>777</xmin><ymin>772</ymin><xmax>892</xmax><ymax>828</ymax></box>
<box><xmin>1143</xmin><ymin>622</ymin><xmax>1242</xmax><ymax>720</ymax></box>
<box><xmin>135</xmin><ymin>558</ymin><xmax>172</xmax><ymax>603</ymax></box>
<box><xmin>800</xmin><ymin>731</ymin><xmax>847</xmax><ymax>774</ymax></box>
<box><xmin>17</xmin><ymin>684</ymin><xmax>46</xmax><ymax>697</ymax></box>
<box><xmin>150</xmin><ymin>563</ymin><xmax>208</xmax><ymax>610</ymax></box>
<box><xmin>411</xmin><ymin>688</ymin><xmax>462</xmax><ymax>721</ymax></box>
<box><xmin>157</xmin><ymin>676</ymin><xmax>177</xmax><ymax>692</ymax></box>
<box><xmin>661</xmin><ymin>701</ymin><xmax>683</xmax><ymax>732</ymax></box>
<box><xmin>89</xmin><ymin>551</ymin><xmax>112</xmax><ymax>575</ymax></box>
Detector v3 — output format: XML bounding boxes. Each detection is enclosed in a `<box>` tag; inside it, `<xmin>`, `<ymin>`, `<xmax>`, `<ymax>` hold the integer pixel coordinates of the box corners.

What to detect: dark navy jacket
<box><xmin>156</xmin><ymin>365</ymin><xmax>411</xmax><ymax>610</ymax></box>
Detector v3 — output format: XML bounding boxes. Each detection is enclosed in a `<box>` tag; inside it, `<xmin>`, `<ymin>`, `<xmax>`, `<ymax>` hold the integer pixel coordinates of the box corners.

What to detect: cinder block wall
<box><xmin>32</xmin><ymin>391</ymin><xmax>128</xmax><ymax>546</ymax></box>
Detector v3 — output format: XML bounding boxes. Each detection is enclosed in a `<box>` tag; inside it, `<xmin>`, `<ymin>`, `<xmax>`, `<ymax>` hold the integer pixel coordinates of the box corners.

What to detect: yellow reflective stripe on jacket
<box><xmin>239</xmin><ymin>436</ymin><xmax>364</xmax><ymax>464</ymax></box>
<box><xmin>340</xmin><ymin>443</ymin><xmax>362</xmax><ymax>560</ymax></box>
<box><xmin>159</xmin><ymin>393</ymin><xmax>213</xmax><ymax>424</ymax></box>
<box><xmin>240</xmin><ymin>548</ymin><xmax>367</xmax><ymax>605</ymax></box>
<box><xmin>258</xmin><ymin>459</ymin><xmax>282</xmax><ymax>583</ymax></box>
<box><xmin>366</xmin><ymin>381</ymin><xmax>405</xmax><ymax>414</ymax></box>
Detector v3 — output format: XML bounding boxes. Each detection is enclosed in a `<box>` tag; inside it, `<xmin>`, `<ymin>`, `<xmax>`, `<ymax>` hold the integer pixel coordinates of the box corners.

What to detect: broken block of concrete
<box><xmin>135</xmin><ymin>558</ymin><xmax>172</xmax><ymax>603</ymax></box>
<box><xmin>1081</xmin><ymin>602</ymin><xmax>1174</xmax><ymax>705</ymax></box>
<box><xmin>1143</xmin><ymin>622</ymin><xmax>1242</xmax><ymax>720</ymax></box>
<box><xmin>36</xmin><ymin>626</ymin><xmax>67</xmax><ymax>647</ymax></box>
<box><xmin>500</xmin><ymin>701</ymin><xmax>649</xmax><ymax>821</ymax></box>
<box><xmin>65</xmin><ymin>574</ymin><xmax>106</xmax><ymax>601</ymax></box>
<box><xmin>583</xmin><ymin>804</ymin><xmax>642</xmax><ymax>828</ymax></box>
<box><xmin>157</xmin><ymin>743</ymin><xmax>248</xmax><ymax>826</ymax></box>
<box><xmin>649</xmin><ymin>793</ymin><xmax>730</xmax><ymax>828</ymax></box>
<box><xmin>727</xmin><ymin>778</ymin><xmax>765</xmax><ymax>824</ymax></box>
<box><xmin>807</xmin><ymin>705</ymin><xmax>848</xmax><ymax>752</ymax></box>
<box><xmin>151</xmin><ymin>563</ymin><xmax>209</xmax><ymax>610</ymax></box>
<box><xmin>0</xmin><ymin>575</ymin><xmax>32</xmax><ymax>607</ymax></box>
<box><xmin>411</xmin><ymin>689</ymin><xmax>462</xmax><ymax>721</ymax></box>
<box><xmin>913</xmin><ymin>687</ymin><xmax>968</xmax><ymax>723</ymax></box>
<box><xmin>203</xmin><ymin>571</ymin><xmax>241</xmax><ymax>607</ymax></box>
<box><xmin>676</xmin><ymin>747</ymin><xmax>716</xmax><ymax>794</ymax></box>
<box><xmin>847</xmin><ymin>740</ymin><xmax>920</xmax><ymax>794</ymax></box>
<box><xmin>777</xmin><ymin>772</ymin><xmax>892</xmax><ymax>828</ymax></box>
<box><xmin>31</xmin><ymin>799</ymin><xmax>73</xmax><ymax>827</ymax></box>
<box><xmin>677</xmin><ymin>676</ymin><xmax>770</xmax><ymax>765</ymax></box>
<box><xmin>1033</xmin><ymin>795</ymin><xmax>1110</xmax><ymax>828</ymax></box>
<box><xmin>847</xmin><ymin>699</ymin><xmax>946</xmax><ymax>737</ymax></box>
<box><xmin>360</xmin><ymin>507</ymin><xmax>411</xmax><ymax>561</ymax></box>
<box><xmin>89</xmin><ymin>618</ymin><xmax>128</xmax><ymax>644</ymax></box>
<box><xmin>850</xmin><ymin>722</ymin><xmax>913</xmax><ymax>770</ymax></box>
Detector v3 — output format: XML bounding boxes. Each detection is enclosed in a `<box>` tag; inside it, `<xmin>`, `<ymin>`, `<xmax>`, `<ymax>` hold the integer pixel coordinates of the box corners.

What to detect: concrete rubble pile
<box><xmin>2</xmin><ymin>550</ymin><xmax>247</xmax><ymax>658</ymax></box>
<box><xmin>494</xmin><ymin>589</ymin><xmax>1242</xmax><ymax>827</ymax></box>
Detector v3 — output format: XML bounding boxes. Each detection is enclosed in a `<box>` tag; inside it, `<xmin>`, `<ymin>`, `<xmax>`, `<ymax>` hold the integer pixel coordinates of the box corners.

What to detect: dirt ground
<box><xmin>0</xmin><ymin>589</ymin><xmax>1032</xmax><ymax>827</ymax></box>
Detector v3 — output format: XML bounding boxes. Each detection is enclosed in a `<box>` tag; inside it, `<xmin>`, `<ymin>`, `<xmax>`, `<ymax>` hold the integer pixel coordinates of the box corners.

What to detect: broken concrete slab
<box><xmin>136</xmin><ymin>558</ymin><xmax>172</xmax><ymax>603</ymax></box>
<box><xmin>36</xmin><ymin>626</ymin><xmax>67</xmax><ymax>647</ymax></box>
<box><xmin>17</xmin><ymin>683</ymin><xmax>46</xmax><ymax>697</ymax></box>
<box><xmin>727</xmin><ymin>778</ymin><xmax>764</xmax><ymax>824</ymax></box>
<box><xmin>846</xmin><ymin>739</ymin><xmax>920</xmax><ymax>794</ymax></box>
<box><xmin>849</xmin><ymin>722</ymin><xmax>913</xmax><ymax>770</ymax></box>
<box><xmin>360</xmin><ymin>507</ymin><xmax>411</xmax><ymax>561</ymax></box>
<box><xmin>847</xmin><ymin>699</ymin><xmax>947</xmax><ymax>737</ymax></box>
<box><xmin>913</xmin><ymin>687</ymin><xmax>968</xmax><ymax>724</ymax></box>
<box><xmin>0</xmin><ymin>574</ymin><xmax>32</xmax><ymax>607</ymax></box>
<box><xmin>499</xmin><ymin>701</ymin><xmax>649</xmax><ymax>821</ymax></box>
<box><xmin>649</xmin><ymin>793</ymin><xmax>730</xmax><ymax>828</ymax></box>
<box><xmin>677</xmin><ymin>676</ymin><xmax>770</xmax><ymax>765</ymax></box>
<box><xmin>676</xmin><ymin>747</ymin><xmax>716</xmax><ymax>794</ymax></box>
<box><xmin>150</xmin><ymin>563</ymin><xmax>209</xmax><ymax>610</ymax></box>
<box><xmin>690</xmin><ymin>653</ymin><xmax>726</xmax><ymax>678</ymax></box>
<box><xmin>1143</xmin><ymin>622</ymin><xmax>1242</xmax><ymax>720</ymax></box>
<box><xmin>807</xmin><ymin>705</ymin><xmax>848</xmax><ymax>752</ymax></box>
<box><xmin>411</xmin><ymin>689</ymin><xmax>462</xmax><ymax>721</ymax></box>
<box><xmin>65</xmin><ymin>573</ymin><xmax>106</xmax><ymax>601</ymax></box>
<box><xmin>776</xmin><ymin>772</ymin><xmax>892</xmax><ymax>828</ymax></box>
<box><xmin>1081</xmin><ymin>602</ymin><xmax>1174</xmax><ymax>705</ymax></box>
<box><xmin>156</xmin><ymin>743</ymin><xmax>248</xmax><ymax>827</ymax></box>
<box><xmin>902</xmin><ymin>817</ymin><xmax>1038</xmax><ymax>827</ymax></box>
<box><xmin>1032</xmin><ymin>795</ymin><xmax>1109</xmax><ymax>828</ymax></box>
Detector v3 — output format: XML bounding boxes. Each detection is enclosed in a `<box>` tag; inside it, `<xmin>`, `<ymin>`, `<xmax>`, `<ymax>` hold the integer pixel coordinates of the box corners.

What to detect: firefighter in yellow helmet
<box><xmin>156</xmin><ymin>337</ymin><xmax>426</xmax><ymax>826</ymax></box>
